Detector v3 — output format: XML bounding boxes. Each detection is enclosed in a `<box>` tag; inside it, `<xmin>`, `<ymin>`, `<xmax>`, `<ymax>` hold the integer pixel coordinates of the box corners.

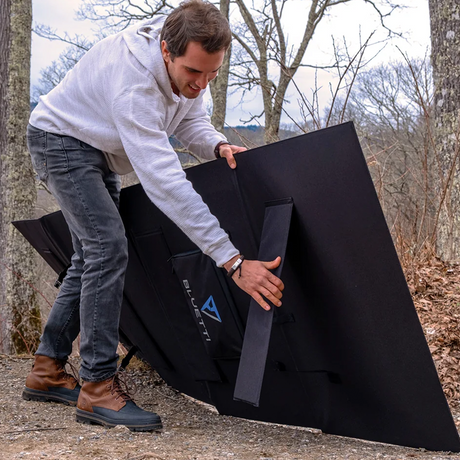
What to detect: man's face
<box><xmin>162</xmin><ymin>40</ymin><xmax>225</xmax><ymax>99</ymax></box>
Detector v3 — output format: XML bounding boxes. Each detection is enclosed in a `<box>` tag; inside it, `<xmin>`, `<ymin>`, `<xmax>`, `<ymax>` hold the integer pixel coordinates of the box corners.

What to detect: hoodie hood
<box><xmin>122</xmin><ymin>16</ymin><xmax>176</xmax><ymax>100</ymax></box>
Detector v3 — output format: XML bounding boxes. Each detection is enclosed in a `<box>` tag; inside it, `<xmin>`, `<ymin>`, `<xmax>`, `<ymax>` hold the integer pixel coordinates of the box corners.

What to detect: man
<box><xmin>23</xmin><ymin>0</ymin><xmax>284</xmax><ymax>431</ymax></box>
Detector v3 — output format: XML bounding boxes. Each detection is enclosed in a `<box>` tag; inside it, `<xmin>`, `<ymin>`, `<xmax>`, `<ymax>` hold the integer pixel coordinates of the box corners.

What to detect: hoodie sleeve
<box><xmin>173</xmin><ymin>94</ymin><xmax>228</xmax><ymax>160</ymax></box>
<box><xmin>112</xmin><ymin>85</ymin><xmax>238</xmax><ymax>267</ymax></box>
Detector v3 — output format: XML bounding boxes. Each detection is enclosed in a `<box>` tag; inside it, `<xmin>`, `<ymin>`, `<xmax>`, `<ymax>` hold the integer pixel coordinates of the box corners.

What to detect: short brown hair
<box><xmin>160</xmin><ymin>0</ymin><xmax>232</xmax><ymax>59</ymax></box>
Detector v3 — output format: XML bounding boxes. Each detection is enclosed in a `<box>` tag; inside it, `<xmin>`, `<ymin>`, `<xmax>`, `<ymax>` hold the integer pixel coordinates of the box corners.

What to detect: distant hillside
<box><xmin>223</xmin><ymin>125</ymin><xmax>298</xmax><ymax>147</ymax></box>
<box><xmin>170</xmin><ymin>125</ymin><xmax>299</xmax><ymax>166</ymax></box>
<box><xmin>170</xmin><ymin>125</ymin><xmax>298</xmax><ymax>151</ymax></box>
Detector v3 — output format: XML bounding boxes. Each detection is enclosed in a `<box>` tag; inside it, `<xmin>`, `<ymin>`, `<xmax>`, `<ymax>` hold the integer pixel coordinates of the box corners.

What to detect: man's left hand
<box><xmin>218</xmin><ymin>144</ymin><xmax>247</xmax><ymax>169</ymax></box>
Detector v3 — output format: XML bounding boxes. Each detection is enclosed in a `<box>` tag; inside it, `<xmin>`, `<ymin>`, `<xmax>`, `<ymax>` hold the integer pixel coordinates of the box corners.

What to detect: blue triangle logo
<box><xmin>201</xmin><ymin>295</ymin><xmax>222</xmax><ymax>323</ymax></box>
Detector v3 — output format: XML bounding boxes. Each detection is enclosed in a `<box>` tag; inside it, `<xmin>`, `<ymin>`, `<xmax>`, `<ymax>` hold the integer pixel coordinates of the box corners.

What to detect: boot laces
<box><xmin>107</xmin><ymin>370</ymin><xmax>136</xmax><ymax>403</ymax></box>
<box><xmin>57</xmin><ymin>359</ymin><xmax>80</xmax><ymax>383</ymax></box>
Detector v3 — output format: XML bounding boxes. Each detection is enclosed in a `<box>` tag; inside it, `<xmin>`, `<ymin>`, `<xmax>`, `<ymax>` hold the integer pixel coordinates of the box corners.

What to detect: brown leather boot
<box><xmin>22</xmin><ymin>354</ymin><xmax>81</xmax><ymax>406</ymax></box>
<box><xmin>76</xmin><ymin>375</ymin><xmax>162</xmax><ymax>432</ymax></box>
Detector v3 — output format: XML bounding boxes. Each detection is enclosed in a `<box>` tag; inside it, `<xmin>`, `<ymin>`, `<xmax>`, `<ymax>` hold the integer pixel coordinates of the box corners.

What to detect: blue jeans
<box><xmin>27</xmin><ymin>124</ymin><xmax>128</xmax><ymax>382</ymax></box>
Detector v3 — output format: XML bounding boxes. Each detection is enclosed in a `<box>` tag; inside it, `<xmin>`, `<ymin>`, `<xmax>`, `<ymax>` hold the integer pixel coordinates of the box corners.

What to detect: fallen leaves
<box><xmin>407</xmin><ymin>257</ymin><xmax>460</xmax><ymax>406</ymax></box>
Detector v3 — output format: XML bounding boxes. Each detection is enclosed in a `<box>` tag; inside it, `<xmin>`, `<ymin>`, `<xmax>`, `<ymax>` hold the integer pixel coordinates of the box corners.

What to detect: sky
<box><xmin>30</xmin><ymin>0</ymin><xmax>431</xmax><ymax>127</ymax></box>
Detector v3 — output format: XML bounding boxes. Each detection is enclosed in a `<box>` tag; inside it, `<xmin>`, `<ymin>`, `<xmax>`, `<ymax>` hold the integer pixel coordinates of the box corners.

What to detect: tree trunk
<box><xmin>210</xmin><ymin>0</ymin><xmax>231</xmax><ymax>133</ymax></box>
<box><xmin>0</xmin><ymin>0</ymin><xmax>11</xmax><ymax>353</ymax></box>
<box><xmin>0</xmin><ymin>0</ymin><xmax>40</xmax><ymax>354</ymax></box>
<box><xmin>430</xmin><ymin>0</ymin><xmax>460</xmax><ymax>261</ymax></box>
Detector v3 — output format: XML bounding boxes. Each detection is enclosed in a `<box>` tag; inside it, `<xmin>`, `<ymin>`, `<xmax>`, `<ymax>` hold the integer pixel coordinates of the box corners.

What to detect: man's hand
<box><xmin>223</xmin><ymin>255</ymin><xmax>284</xmax><ymax>311</ymax></box>
<box><xmin>218</xmin><ymin>144</ymin><xmax>247</xmax><ymax>169</ymax></box>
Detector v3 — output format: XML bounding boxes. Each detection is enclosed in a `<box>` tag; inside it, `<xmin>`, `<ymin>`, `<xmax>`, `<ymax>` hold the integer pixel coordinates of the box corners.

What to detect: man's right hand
<box><xmin>223</xmin><ymin>255</ymin><xmax>284</xmax><ymax>311</ymax></box>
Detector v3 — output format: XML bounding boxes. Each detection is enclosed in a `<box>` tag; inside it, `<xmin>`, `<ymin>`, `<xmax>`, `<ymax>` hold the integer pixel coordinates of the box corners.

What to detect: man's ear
<box><xmin>161</xmin><ymin>40</ymin><xmax>170</xmax><ymax>62</ymax></box>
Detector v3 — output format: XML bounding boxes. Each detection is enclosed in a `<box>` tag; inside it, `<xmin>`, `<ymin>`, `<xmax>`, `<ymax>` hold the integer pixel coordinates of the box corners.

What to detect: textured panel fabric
<box><xmin>14</xmin><ymin>122</ymin><xmax>460</xmax><ymax>452</ymax></box>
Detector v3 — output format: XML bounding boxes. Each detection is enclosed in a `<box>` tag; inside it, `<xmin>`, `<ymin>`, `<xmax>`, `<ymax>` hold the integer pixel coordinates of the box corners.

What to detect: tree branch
<box><xmin>33</xmin><ymin>25</ymin><xmax>92</xmax><ymax>51</ymax></box>
<box><xmin>232</xmin><ymin>32</ymin><xmax>260</xmax><ymax>65</ymax></box>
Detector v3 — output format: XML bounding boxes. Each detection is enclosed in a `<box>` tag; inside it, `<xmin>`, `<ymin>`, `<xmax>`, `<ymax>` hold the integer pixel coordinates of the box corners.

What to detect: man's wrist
<box><xmin>223</xmin><ymin>254</ymin><xmax>240</xmax><ymax>272</ymax></box>
<box><xmin>225</xmin><ymin>255</ymin><xmax>245</xmax><ymax>278</ymax></box>
<box><xmin>214</xmin><ymin>141</ymin><xmax>230</xmax><ymax>159</ymax></box>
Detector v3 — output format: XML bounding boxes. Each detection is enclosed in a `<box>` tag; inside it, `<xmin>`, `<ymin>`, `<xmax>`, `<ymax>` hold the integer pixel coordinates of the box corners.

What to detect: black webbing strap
<box><xmin>233</xmin><ymin>197</ymin><xmax>293</xmax><ymax>406</ymax></box>
<box><xmin>54</xmin><ymin>263</ymin><xmax>71</xmax><ymax>288</ymax></box>
<box><xmin>119</xmin><ymin>345</ymin><xmax>139</xmax><ymax>371</ymax></box>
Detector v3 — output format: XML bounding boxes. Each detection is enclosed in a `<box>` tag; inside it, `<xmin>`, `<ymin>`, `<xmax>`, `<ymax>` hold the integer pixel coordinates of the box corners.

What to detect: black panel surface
<box><xmin>14</xmin><ymin>122</ymin><xmax>460</xmax><ymax>452</ymax></box>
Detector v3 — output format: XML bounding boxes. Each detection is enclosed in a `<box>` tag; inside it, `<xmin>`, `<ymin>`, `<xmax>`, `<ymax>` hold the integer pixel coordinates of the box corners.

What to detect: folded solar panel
<box><xmin>14</xmin><ymin>122</ymin><xmax>460</xmax><ymax>452</ymax></box>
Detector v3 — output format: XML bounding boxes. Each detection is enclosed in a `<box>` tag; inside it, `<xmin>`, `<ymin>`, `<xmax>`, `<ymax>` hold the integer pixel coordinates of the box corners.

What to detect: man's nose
<box><xmin>196</xmin><ymin>74</ymin><xmax>208</xmax><ymax>89</ymax></box>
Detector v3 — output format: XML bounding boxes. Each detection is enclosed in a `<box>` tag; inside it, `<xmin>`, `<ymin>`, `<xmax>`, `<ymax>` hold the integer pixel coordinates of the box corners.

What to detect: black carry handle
<box><xmin>233</xmin><ymin>197</ymin><xmax>293</xmax><ymax>406</ymax></box>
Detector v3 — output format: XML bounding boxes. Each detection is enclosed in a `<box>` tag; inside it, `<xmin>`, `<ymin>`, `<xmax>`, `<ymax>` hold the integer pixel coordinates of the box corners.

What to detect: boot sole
<box><xmin>76</xmin><ymin>408</ymin><xmax>163</xmax><ymax>432</ymax></box>
<box><xmin>22</xmin><ymin>387</ymin><xmax>78</xmax><ymax>406</ymax></box>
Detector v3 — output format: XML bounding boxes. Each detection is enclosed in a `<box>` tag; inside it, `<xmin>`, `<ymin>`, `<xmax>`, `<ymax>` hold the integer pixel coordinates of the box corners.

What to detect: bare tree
<box><xmin>32</xmin><ymin>38</ymin><xmax>91</xmax><ymax>102</ymax></box>
<box><xmin>231</xmin><ymin>0</ymin><xmax>399</xmax><ymax>143</ymax></box>
<box><xmin>0</xmin><ymin>0</ymin><xmax>40</xmax><ymax>354</ymax></box>
<box><xmin>293</xmin><ymin>32</ymin><xmax>379</xmax><ymax>131</ymax></box>
<box><xmin>210</xmin><ymin>0</ymin><xmax>231</xmax><ymax>133</ymax></box>
<box><xmin>0</xmin><ymin>0</ymin><xmax>11</xmax><ymax>351</ymax></box>
<box><xmin>429</xmin><ymin>0</ymin><xmax>460</xmax><ymax>261</ymax></box>
<box><xmin>341</xmin><ymin>59</ymin><xmax>436</xmax><ymax>260</ymax></box>
<box><xmin>76</xmin><ymin>0</ymin><xmax>173</xmax><ymax>33</ymax></box>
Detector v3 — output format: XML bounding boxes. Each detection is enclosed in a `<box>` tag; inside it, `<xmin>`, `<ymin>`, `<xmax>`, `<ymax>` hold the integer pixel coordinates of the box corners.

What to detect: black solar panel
<box><xmin>14</xmin><ymin>122</ymin><xmax>460</xmax><ymax>452</ymax></box>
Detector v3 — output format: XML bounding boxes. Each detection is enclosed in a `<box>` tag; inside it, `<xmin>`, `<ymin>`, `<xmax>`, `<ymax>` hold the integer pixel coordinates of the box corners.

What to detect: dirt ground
<box><xmin>1</xmin><ymin>356</ymin><xmax>460</xmax><ymax>460</ymax></box>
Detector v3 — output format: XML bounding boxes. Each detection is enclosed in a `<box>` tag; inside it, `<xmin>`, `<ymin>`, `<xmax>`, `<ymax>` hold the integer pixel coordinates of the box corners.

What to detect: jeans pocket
<box><xmin>27</xmin><ymin>128</ymin><xmax>48</xmax><ymax>182</ymax></box>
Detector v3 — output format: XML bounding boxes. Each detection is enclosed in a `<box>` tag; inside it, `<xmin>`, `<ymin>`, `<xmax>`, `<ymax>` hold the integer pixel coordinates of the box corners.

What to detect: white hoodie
<box><xmin>30</xmin><ymin>17</ymin><xmax>239</xmax><ymax>267</ymax></box>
